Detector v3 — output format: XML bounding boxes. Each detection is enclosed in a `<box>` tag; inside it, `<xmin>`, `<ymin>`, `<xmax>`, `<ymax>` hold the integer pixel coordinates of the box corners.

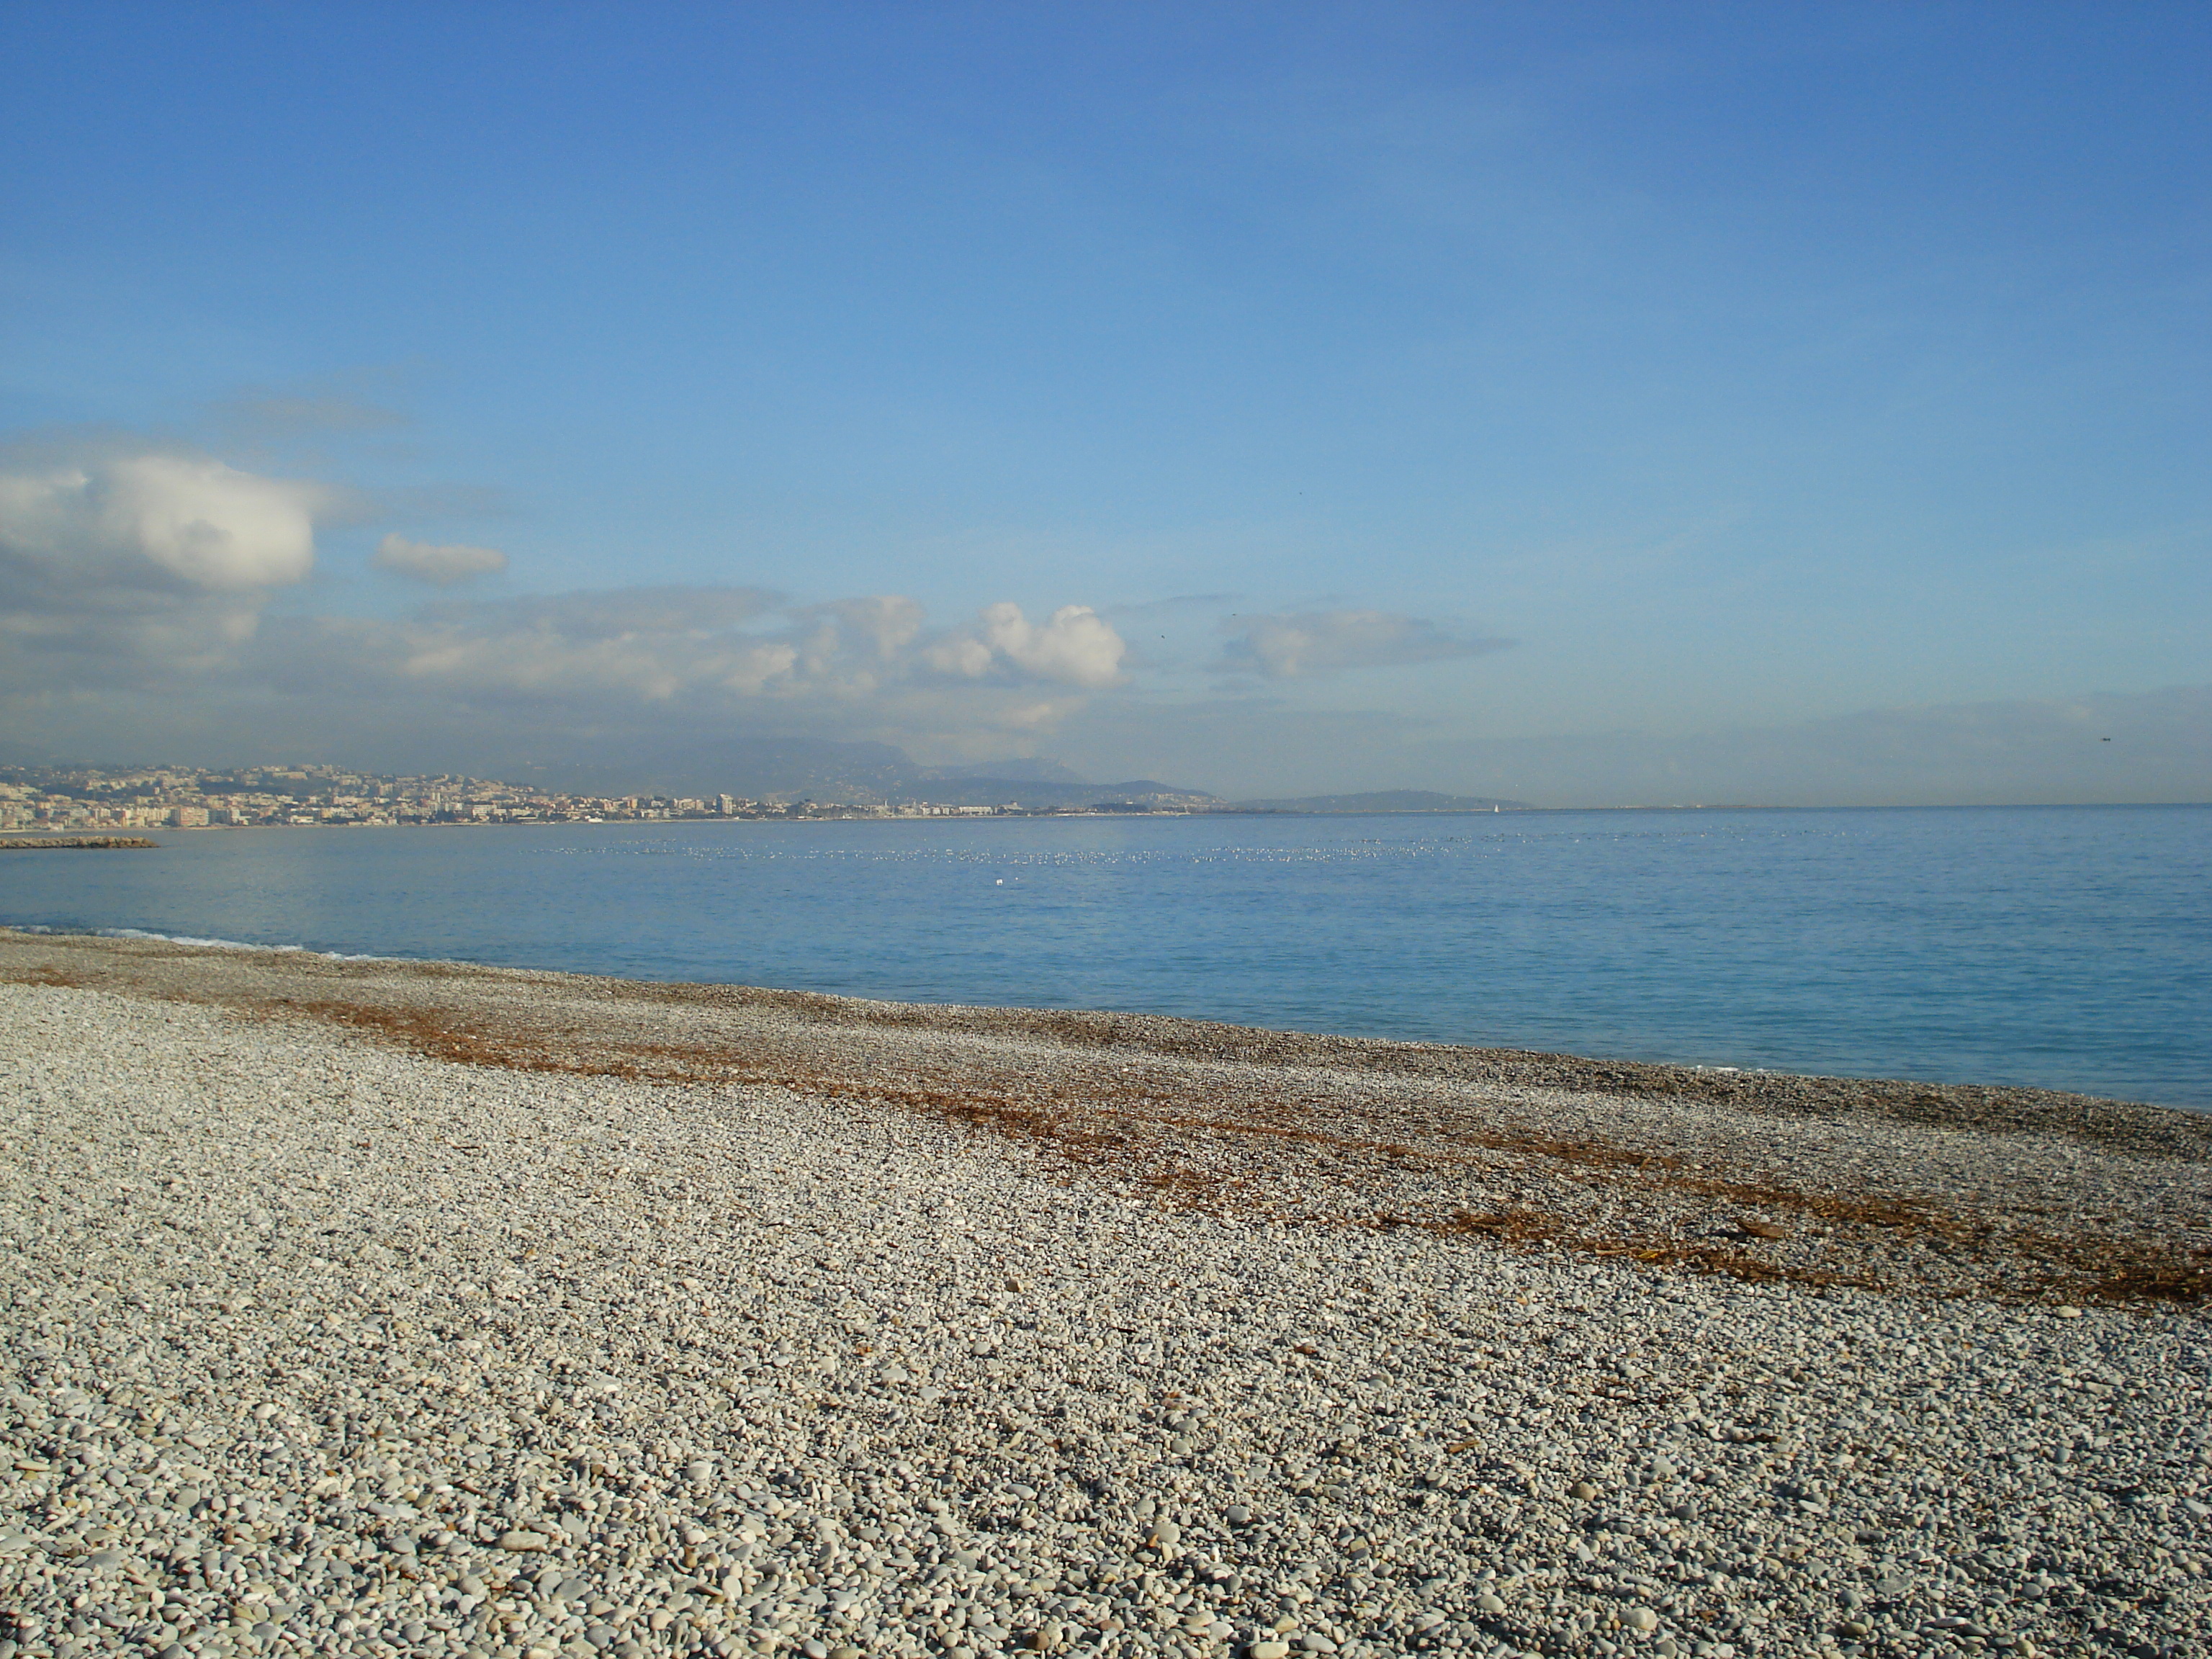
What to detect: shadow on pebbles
<box><xmin>1</xmin><ymin>929</ymin><xmax>2208</xmax><ymax>1659</ymax></box>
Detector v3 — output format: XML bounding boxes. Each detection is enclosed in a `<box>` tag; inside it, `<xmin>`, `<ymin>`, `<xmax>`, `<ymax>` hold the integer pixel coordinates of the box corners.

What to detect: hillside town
<box><xmin>0</xmin><ymin>763</ymin><xmax>1141</xmax><ymax>832</ymax></box>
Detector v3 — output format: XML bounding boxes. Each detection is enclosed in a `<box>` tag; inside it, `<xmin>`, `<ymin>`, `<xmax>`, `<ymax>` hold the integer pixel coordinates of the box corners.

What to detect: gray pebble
<box><xmin>0</xmin><ymin>952</ymin><xmax>2207</xmax><ymax>1659</ymax></box>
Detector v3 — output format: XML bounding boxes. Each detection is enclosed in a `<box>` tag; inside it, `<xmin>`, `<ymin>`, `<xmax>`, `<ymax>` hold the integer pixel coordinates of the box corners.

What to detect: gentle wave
<box><xmin>8</xmin><ymin>922</ymin><xmax>399</xmax><ymax>963</ymax></box>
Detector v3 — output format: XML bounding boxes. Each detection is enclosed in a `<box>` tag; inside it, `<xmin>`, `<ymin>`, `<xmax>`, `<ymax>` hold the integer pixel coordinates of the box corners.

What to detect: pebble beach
<box><xmin>1</xmin><ymin>929</ymin><xmax>2207</xmax><ymax>1659</ymax></box>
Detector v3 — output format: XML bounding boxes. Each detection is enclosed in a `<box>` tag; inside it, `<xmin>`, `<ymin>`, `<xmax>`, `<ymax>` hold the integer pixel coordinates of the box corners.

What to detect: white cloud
<box><xmin>239</xmin><ymin>587</ymin><xmax>1122</xmax><ymax>757</ymax></box>
<box><xmin>372</xmin><ymin>533</ymin><xmax>509</xmax><ymax>585</ymax></box>
<box><xmin>924</xmin><ymin>602</ymin><xmax>1127</xmax><ymax>688</ymax></box>
<box><xmin>374</xmin><ymin>587</ymin><xmax>790</xmax><ymax>704</ymax></box>
<box><xmin>819</xmin><ymin>594</ymin><xmax>927</xmax><ymax>661</ymax></box>
<box><xmin>0</xmin><ymin>446</ymin><xmax>1130</xmax><ymax>749</ymax></box>
<box><xmin>1218</xmin><ymin>608</ymin><xmax>1508</xmax><ymax>677</ymax></box>
<box><xmin>0</xmin><ymin>448</ymin><xmax>322</xmax><ymax>595</ymax></box>
<box><xmin>0</xmin><ymin>441</ymin><xmax>330</xmax><ymax>691</ymax></box>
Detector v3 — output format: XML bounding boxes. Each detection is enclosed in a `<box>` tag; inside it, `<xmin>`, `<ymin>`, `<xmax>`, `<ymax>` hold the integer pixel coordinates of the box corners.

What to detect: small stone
<box><xmin>2054</xmin><ymin>1306</ymin><xmax>2083</xmax><ymax>1318</ymax></box>
<box><xmin>9</xmin><ymin>920</ymin><xmax>2193</xmax><ymax>1659</ymax></box>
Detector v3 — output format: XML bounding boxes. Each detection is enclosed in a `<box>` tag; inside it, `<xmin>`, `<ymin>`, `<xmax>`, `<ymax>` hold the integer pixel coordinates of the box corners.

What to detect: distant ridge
<box><xmin>1226</xmin><ymin>789</ymin><xmax>1536</xmax><ymax>813</ymax></box>
<box><xmin>878</xmin><ymin>778</ymin><xmax>1221</xmax><ymax>810</ymax></box>
<box><xmin>913</xmin><ymin>757</ymin><xmax>1089</xmax><ymax>785</ymax></box>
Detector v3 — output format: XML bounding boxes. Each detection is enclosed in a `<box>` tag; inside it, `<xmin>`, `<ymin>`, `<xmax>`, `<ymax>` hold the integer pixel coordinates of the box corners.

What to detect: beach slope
<box><xmin>1</xmin><ymin>929</ymin><xmax>2207</xmax><ymax>1659</ymax></box>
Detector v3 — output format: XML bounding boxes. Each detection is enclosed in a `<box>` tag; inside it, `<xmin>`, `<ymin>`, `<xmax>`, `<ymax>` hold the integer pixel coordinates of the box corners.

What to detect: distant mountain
<box><xmin>881</xmin><ymin>777</ymin><xmax>1220</xmax><ymax>810</ymax></box>
<box><xmin>501</xmin><ymin>741</ymin><xmax>1133</xmax><ymax>804</ymax></box>
<box><xmin>913</xmin><ymin>757</ymin><xmax>1088</xmax><ymax>784</ymax></box>
<box><xmin>510</xmin><ymin>737</ymin><xmax>919</xmax><ymax>801</ymax></box>
<box><xmin>1226</xmin><ymin>789</ymin><xmax>1536</xmax><ymax>813</ymax></box>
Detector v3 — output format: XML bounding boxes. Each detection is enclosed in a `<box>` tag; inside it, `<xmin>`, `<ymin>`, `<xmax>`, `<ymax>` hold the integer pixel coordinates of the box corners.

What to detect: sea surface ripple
<box><xmin>3</xmin><ymin>805</ymin><xmax>2204</xmax><ymax>1107</ymax></box>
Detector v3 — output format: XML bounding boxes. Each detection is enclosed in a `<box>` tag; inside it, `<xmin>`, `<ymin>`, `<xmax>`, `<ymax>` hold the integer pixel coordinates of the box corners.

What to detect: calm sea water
<box><xmin>4</xmin><ymin>807</ymin><xmax>2206</xmax><ymax>1107</ymax></box>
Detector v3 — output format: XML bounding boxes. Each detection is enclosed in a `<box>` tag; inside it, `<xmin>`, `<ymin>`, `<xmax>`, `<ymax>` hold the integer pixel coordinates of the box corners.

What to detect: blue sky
<box><xmin>3</xmin><ymin>2</ymin><xmax>2207</xmax><ymax>801</ymax></box>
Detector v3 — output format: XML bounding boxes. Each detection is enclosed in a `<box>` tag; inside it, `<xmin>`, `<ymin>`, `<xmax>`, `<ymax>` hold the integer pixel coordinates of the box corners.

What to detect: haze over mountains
<box><xmin>1229</xmin><ymin>790</ymin><xmax>1534</xmax><ymax>813</ymax></box>
<box><xmin>470</xmin><ymin>741</ymin><xmax>1219</xmax><ymax>811</ymax></box>
<box><xmin>375</xmin><ymin>740</ymin><xmax>1535</xmax><ymax>814</ymax></box>
<box><xmin>381</xmin><ymin>742</ymin><xmax>1536</xmax><ymax>814</ymax></box>
<box><xmin>0</xmin><ymin>729</ymin><xmax>1550</xmax><ymax>814</ymax></box>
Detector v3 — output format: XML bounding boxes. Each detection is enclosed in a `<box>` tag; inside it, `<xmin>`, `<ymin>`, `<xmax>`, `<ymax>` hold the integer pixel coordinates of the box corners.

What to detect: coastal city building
<box><xmin>0</xmin><ymin>764</ymin><xmax>1200</xmax><ymax>830</ymax></box>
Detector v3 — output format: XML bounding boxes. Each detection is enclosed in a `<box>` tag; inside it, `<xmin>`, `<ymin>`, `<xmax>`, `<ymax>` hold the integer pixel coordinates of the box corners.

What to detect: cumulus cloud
<box><xmin>0</xmin><ymin>441</ymin><xmax>330</xmax><ymax>690</ymax></box>
<box><xmin>925</xmin><ymin>602</ymin><xmax>1127</xmax><ymax>688</ymax></box>
<box><xmin>372</xmin><ymin>533</ymin><xmax>509</xmax><ymax>585</ymax></box>
<box><xmin>0</xmin><ymin>434</ymin><xmax>1133</xmax><ymax>752</ymax></box>
<box><xmin>817</xmin><ymin>594</ymin><xmax>927</xmax><ymax>661</ymax></box>
<box><xmin>321</xmin><ymin>590</ymin><xmax>1121</xmax><ymax>719</ymax></box>
<box><xmin>1</xmin><ymin>447</ymin><xmax>322</xmax><ymax>595</ymax></box>
<box><xmin>1217</xmin><ymin>608</ymin><xmax>1508</xmax><ymax>678</ymax></box>
<box><xmin>230</xmin><ymin>589</ymin><xmax>1128</xmax><ymax>760</ymax></box>
<box><xmin>358</xmin><ymin>586</ymin><xmax>793</xmax><ymax>704</ymax></box>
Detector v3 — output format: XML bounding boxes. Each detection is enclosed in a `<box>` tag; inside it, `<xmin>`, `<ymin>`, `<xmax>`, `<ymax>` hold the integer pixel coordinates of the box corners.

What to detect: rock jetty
<box><xmin>0</xmin><ymin>837</ymin><xmax>160</xmax><ymax>851</ymax></box>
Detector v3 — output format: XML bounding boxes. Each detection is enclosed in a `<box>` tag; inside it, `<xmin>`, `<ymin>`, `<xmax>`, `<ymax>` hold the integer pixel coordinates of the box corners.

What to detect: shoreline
<box><xmin>1</xmin><ymin>920</ymin><xmax>2191</xmax><ymax>1130</ymax></box>
<box><xmin>5</xmin><ymin>925</ymin><xmax>2208</xmax><ymax>1305</ymax></box>
<box><xmin>2</xmin><ymin>929</ymin><xmax>2208</xmax><ymax>1659</ymax></box>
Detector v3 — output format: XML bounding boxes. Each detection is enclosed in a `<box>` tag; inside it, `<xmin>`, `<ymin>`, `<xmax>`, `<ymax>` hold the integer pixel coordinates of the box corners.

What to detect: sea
<box><xmin>4</xmin><ymin>806</ymin><xmax>2206</xmax><ymax>1108</ymax></box>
